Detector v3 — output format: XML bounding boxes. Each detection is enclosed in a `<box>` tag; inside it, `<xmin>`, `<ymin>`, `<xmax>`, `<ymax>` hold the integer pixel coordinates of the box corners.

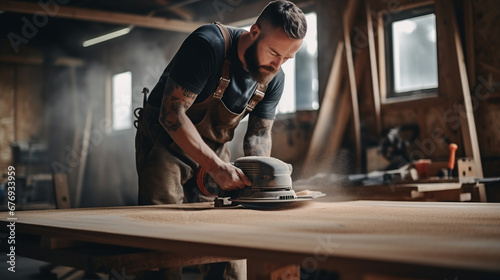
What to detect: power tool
<box><xmin>196</xmin><ymin>156</ymin><xmax>324</xmax><ymax>209</ymax></box>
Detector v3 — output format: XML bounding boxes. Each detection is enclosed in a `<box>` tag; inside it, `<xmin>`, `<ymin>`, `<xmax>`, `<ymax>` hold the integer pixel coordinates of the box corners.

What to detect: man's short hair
<box><xmin>256</xmin><ymin>0</ymin><xmax>307</xmax><ymax>40</ymax></box>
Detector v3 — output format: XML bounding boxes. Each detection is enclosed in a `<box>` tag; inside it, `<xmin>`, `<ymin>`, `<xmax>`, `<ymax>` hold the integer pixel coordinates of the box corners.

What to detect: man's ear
<box><xmin>249</xmin><ymin>24</ymin><xmax>261</xmax><ymax>40</ymax></box>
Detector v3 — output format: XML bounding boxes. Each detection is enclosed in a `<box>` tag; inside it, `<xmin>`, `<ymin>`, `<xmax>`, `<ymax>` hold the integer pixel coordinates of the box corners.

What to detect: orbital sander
<box><xmin>196</xmin><ymin>156</ymin><xmax>324</xmax><ymax>209</ymax></box>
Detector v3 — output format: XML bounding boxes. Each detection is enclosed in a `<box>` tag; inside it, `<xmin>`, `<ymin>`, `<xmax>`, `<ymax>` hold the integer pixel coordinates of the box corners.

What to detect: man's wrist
<box><xmin>203</xmin><ymin>155</ymin><xmax>224</xmax><ymax>175</ymax></box>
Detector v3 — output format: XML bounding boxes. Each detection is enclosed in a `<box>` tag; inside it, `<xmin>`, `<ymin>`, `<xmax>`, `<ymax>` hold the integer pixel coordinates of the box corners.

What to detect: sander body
<box><xmin>196</xmin><ymin>156</ymin><xmax>323</xmax><ymax>208</ymax></box>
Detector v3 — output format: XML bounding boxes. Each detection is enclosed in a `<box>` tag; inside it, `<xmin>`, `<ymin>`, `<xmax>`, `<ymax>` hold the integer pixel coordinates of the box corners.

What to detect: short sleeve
<box><xmin>168</xmin><ymin>30</ymin><xmax>220</xmax><ymax>94</ymax></box>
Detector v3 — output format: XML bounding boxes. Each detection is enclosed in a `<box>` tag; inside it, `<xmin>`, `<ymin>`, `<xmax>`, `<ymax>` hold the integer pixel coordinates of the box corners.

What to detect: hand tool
<box><xmin>196</xmin><ymin>156</ymin><xmax>325</xmax><ymax>209</ymax></box>
<box><xmin>448</xmin><ymin>143</ymin><xmax>458</xmax><ymax>178</ymax></box>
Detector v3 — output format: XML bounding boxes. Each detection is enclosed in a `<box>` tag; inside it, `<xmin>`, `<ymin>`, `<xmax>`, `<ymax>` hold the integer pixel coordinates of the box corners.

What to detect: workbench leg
<box><xmin>247</xmin><ymin>260</ymin><xmax>300</xmax><ymax>280</ymax></box>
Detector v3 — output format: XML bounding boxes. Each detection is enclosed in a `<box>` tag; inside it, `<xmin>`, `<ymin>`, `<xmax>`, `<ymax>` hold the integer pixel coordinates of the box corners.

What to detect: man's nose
<box><xmin>271</xmin><ymin>57</ymin><xmax>284</xmax><ymax>69</ymax></box>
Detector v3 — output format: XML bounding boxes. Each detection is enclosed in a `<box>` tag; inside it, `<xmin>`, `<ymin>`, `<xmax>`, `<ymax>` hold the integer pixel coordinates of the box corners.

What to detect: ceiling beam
<box><xmin>0</xmin><ymin>0</ymin><xmax>206</xmax><ymax>33</ymax></box>
<box><xmin>0</xmin><ymin>55</ymin><xmax>84</xmax><ymax>67</ymax></box>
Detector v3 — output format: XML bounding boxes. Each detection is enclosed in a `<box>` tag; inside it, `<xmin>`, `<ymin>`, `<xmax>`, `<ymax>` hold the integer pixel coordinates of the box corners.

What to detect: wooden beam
<box><xmin>74</xmin><ymin>106</ymin><xmax>92</xmax><ymax>208</ymax></box>
<box><xmin>322</xmin><ymin>42</ymin><xmax>369</xmax><ymax>173</ymax></box>
<box><xmin>436</xmin><ymin>0</ymin><xmax>483</xmax><ymax>179</ymax></box>
<box><xmin>377</xmin><ymin>12</ymin><xmax>387</xmax><ymax>101</ymax></box>
<box><xmin>301</xmin><ymin>42</ymin><xmax>344</xmax><ymax>177</ymax></box>
<box><xmin>449</xmin><ymin>1</ymin><xmax>483</xmax><ymax>178</ymax></box>
<box><xmin>343</xmin><ymin>0</ymin><xmax>362</xmax><ymax>172</ymax></box>
<box><xmin>366</xmin><ymin>1</ymin><xmax>382</xmax><ymax>136</ymax></box>
<box><xmin>464</xmin><ymin>0</ymin><xmax>476</xmax><ymax>88</ymax></box>
<box><xmin>0</xmin><ymin>1</ymin><xmax>204</xmax><ymax>33</ymax></box>
<box><xmin>0</xmin><ymin>55</ymin><xmax>84</xmax><ymax>67</ymax></box>
<box><xmin>53</xmin><ymin>173</ymin><xmax>71</xmax><ymax>209</ymax></box>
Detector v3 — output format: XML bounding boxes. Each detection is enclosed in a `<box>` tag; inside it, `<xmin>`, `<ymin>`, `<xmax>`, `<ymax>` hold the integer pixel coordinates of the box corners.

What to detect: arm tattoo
<box><xmin>159</xmin><ymin>78</ymin><xmax>197</xmax><ymax>132</ymax></box>
<box><xmin>244</xmin><ymin>115</ymin><xmax>273</xmax><ymax>156</ymax></box>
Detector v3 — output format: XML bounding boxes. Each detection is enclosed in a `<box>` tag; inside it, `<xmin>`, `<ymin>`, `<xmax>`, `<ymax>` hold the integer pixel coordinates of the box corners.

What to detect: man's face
<box><xmin>244</xmin><ymin>25</ymin><xmax>303</xmax><ymax>84</ymax></box>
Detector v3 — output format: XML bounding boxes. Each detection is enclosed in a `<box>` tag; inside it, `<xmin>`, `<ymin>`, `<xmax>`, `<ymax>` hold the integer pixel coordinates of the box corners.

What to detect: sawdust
<box><xmin>119</xmin><ymin>201</ymin><xmax>500</xmax><ymax>238</ymax></box>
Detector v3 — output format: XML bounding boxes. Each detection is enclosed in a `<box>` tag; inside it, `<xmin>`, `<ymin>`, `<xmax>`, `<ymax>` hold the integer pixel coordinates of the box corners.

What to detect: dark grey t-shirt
<box><xmin>148</xmin><ymin>24</ymin><xmax>285</xmax><ymax>119</ymax></box>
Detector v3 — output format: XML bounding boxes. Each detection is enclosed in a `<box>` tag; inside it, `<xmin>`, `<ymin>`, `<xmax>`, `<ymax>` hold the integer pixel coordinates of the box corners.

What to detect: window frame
<box><xmin>383</xmin><ymin>4</ymin><xmax>439</xmax><ymax>100</ymax></box>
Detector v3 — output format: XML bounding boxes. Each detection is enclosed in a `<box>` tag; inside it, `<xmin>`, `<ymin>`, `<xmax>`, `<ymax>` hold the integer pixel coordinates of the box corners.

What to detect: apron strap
<box><xmin>212</xmin><ymin>22</ymin><xmax>268</xmax><ymax>111</ymax></box>
<box><xmin>213</xmin><ymin>22</ymin><xmax>231</xmax><ymax>99</ymax></box>
<box><xmin>246</xmin><ymin>83</ymin><xmax>267</xmax><ymax>112</ymax></box>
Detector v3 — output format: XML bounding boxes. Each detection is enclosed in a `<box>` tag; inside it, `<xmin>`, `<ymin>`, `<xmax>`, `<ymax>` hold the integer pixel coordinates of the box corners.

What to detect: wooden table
<box><xmin>2</xmin><ymin>200</ymin><xmax>500</xmax><ymax>279</ymax></box>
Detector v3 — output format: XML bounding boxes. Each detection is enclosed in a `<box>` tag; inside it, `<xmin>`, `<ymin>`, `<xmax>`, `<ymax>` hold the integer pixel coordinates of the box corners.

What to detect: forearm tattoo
<box><xmin>159</xmin><ymin>78</ymin><xmax>196</xmax><ymax>132</ymax></box>
<box><xmin>244</xmin><ymin>115</ymin><xmax>273</xmax><ymax>156</ymax></box>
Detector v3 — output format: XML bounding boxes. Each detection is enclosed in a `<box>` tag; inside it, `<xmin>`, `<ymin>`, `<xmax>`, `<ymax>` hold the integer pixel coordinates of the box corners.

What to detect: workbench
<box><xmin>1</xmin><ymin>201</ymin><xmax>500</xmax><ymax>279</ymax></box>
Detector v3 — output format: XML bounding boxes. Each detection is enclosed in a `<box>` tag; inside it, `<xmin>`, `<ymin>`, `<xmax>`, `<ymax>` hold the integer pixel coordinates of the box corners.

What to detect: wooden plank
<box><xmin>344</xmin><ymin>20</ymin><xmax>361</xmax><ymax>172</ymax></box>
<box><xmin>445</xmin><ymin>0</ymin><xmax>483</xmax><ymax>178</ymax></box>
<box><xmin>366</xmin><ymin>1</ymin><xmax>382</xmax><ymax>136</ymax></box>
<box><xmin>302</xmin><ymin>42</ymin><xmax>345</xmax><ymax>177</ymax></box>
<box><xmin>377</xmin><ymin>12</ymin><xmax>387</xmax><ymax>102</ymax></box>
<box><xmin>53</xmin><ymin>173</ymin><xmax>71</xmax><ymax>209</ymax></box>
<box><xmin>3</xmin><ymin>201</ymin><xmax>500</xmax><ymax>279</ymax></box>
<box><xmin>464</xmin><ymin>0</ymin><xmax>476</xmax><ymax>88</ymax></box>
<box><xmin>74</xmin><ymin>106</ymin><xmax>92</xmax><ymax>208</ymax></box>
<box><xmin>343</xmin><ymin>0</ymin><xmax>362</xmax><ymax>172</ymax></box>
<box><xmin>0</xmin><ymin>0</ymin><xmax>203</xmax><ymax>33</ymax></box>
<box><xmin>18</xmin><ymin>239</ymin><xmax>234</xmax><ymax>274</ymax></box>
<box><xmin>322</xmin><ymin>47</ymin><xmax>369</xmax><ymax>164</ymax></box>
<box><xmin>302</xmin><ymin>0</ymin><xmax>363</xmax><ymax>176</ymax></box>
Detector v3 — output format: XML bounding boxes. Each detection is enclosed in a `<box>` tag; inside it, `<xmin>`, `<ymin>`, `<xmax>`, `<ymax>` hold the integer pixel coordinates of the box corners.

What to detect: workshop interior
<box><xmin>0</xmin><ymin>0</ymin><xmax>499</xmax><ymax>279</ymax></box>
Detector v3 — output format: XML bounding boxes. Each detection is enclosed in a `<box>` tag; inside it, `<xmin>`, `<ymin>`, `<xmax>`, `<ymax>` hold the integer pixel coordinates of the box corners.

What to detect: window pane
<box><xmin>296</xmin><ymin>12</ymin><xmax>319</xmax><ymax>111</ymax></box>
<box><xmin>279</xmin><ymin>57</ymin><xmax>296</xmax><ymax>114</ymax></box>
<box><xmin>392</xmin><ymin>13</ymin><xmax>438</xmax><ymax>94</ymax></box>
<box><xmin>112</xmin><ymin>71</ymin><xmax>132</xmax><ymax>131</ymax></box>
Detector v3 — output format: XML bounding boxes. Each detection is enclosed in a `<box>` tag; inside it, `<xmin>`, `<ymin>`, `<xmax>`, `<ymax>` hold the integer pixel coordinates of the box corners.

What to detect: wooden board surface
<box><xmin>2</xmin><ymin>201</ymin><xmax>500</xmax><ymax>277</ymax></box>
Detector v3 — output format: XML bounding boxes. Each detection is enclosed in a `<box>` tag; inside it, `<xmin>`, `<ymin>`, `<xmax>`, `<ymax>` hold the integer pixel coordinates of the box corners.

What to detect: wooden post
<box><xmin>302</xmin><ymin>42</ymin><xmax>345</xmax><ymax>177</ymax></box>
<box><xmin>343</xmin><ymin>0</ymin><xmax>362</xmax><ymax>172</ymax></box>
<box><xmin>366</xmin><ymin>0</ymin><xmax>382</xmax><ymax>136</ymax></box>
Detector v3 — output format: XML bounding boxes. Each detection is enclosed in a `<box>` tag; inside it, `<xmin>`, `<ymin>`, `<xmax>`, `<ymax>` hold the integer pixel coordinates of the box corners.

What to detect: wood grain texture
<box><xmin>2</xmin><ymin>201</ymin><xmax>500</xmax><ymax>278</ymax></box>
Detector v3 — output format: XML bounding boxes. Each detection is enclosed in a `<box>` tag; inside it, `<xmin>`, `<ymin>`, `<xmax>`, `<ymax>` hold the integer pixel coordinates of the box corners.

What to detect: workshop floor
<box><xmin>0</xmin><ymin>256</ymin><xmax>203</xmax><ymax>280</ymax></box>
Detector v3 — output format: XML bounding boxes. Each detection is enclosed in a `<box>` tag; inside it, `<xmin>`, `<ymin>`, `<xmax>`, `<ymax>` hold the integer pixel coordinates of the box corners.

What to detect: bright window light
<box><xmin>391</xmin><ymin>12</ymin><xmax>438</xmax><ymax>95</ymax></box>
<box><xmin>112</xmin><ymin>71</ymin><xmax>132</xmax><ymax>131</ymax></box>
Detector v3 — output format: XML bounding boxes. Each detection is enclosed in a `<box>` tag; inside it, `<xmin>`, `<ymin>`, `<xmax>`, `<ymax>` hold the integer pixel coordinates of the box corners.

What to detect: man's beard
<box><xmin>244</xmin><ymin>39</ymin><xmax>279</xmax><ymax>84</ymax></box>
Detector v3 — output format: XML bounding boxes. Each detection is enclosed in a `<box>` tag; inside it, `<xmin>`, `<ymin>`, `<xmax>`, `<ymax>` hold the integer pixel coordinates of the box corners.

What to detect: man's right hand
<box><xmin>208</xmin><ymin>162</ymin><xmax>252</xmax><ymax>191</ymax></box>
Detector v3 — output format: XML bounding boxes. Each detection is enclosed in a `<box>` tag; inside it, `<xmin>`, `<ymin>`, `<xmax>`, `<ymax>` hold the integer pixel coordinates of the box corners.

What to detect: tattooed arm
<box><xmin>159</xmin><ymin>78</ymin><xmax>251</xmax><ymax>190</ymax></box>
<box><xmin>244</xmin><ymin>115</ymin><xmax>274</xmax><ymax>156</ymax></box>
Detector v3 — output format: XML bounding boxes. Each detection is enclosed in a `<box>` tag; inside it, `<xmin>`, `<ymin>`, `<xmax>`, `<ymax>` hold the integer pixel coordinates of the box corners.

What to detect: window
<box><xmin>111</xmin><ymin>71</ymin><xmax>133</xmax><ymax>131</ymax></box>
<box><xmin>384</xmin><ymin>5</ymin><xmax>438</xmax><ymax>98</ymax></box>
<box><xmin>241</xmin><ymin>12</ymin><xmax>319</xmax><ymax>114</ymax></box>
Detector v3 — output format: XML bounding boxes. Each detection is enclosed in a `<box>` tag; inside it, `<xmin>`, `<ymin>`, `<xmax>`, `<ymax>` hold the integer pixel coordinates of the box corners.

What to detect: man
<box><xmin>135</xmin><ymin>0</ymin><xmax>306</xmax><ymax>278</ymax></box>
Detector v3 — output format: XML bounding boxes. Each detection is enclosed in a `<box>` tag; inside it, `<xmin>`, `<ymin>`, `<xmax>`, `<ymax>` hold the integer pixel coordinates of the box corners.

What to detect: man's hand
<box><xmin>208</xmin><ymin>161</ymin><xmax>252</xmax><ymax>191</ymax></box>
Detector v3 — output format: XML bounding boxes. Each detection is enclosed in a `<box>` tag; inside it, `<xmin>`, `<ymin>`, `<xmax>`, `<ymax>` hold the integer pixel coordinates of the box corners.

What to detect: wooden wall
<box><xmin>469</xmin><ymin>0</ymin><xmax>500</xmax><ymax>176</ymax></box>
<box><xmin>352</xmin><ymin>0</ymin><xmax>500</xmax><ymax>177</ymax></box>
<box><xmin>0</xmin><ymin>59</ymin><xmax>44</xmax><ymax>172</ymax></box>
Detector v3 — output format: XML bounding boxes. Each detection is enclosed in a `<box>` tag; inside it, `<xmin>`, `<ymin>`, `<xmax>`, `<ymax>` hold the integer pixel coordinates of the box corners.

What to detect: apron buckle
<box><xmin>214</xmin><ymin>77</ymin><xmax>230</xmax><ymax>98</ymax></box>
